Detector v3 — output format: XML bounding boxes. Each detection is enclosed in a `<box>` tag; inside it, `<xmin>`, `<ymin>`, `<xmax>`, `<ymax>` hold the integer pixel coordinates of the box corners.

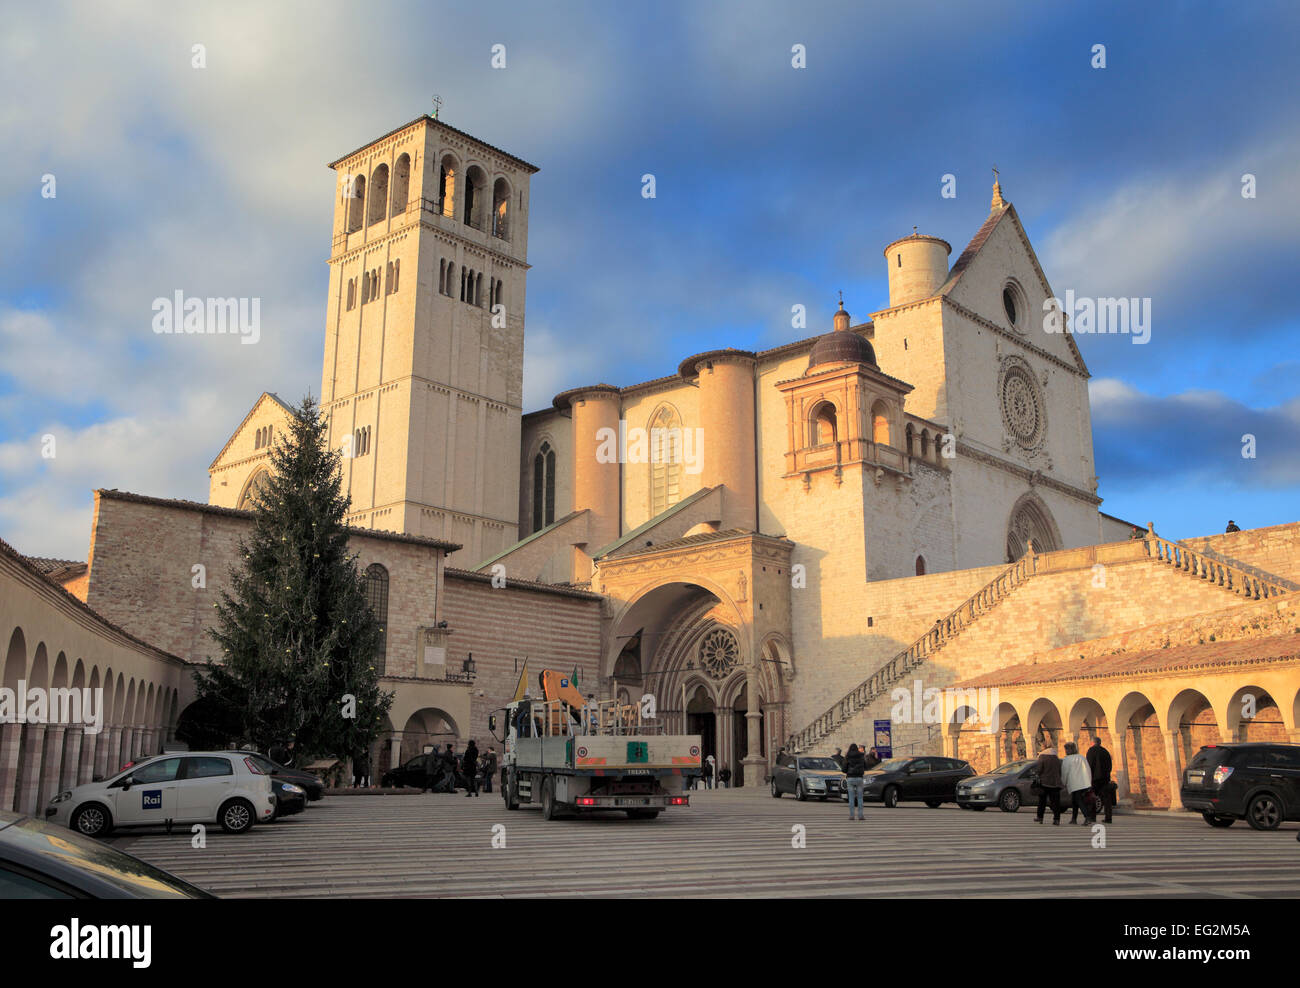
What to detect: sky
<box><xmin>1</xmin><ymin>0</ymin><xmax>1298</xmax><ymax>560</ymax></box>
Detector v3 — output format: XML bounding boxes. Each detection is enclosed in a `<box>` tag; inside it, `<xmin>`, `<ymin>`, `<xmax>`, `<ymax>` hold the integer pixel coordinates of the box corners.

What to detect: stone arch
<box><xmin>1114</xmin><ymin>690</ymin><xmax>1169</xmax><ymax>809</ymax></box>
<box><xmin>990</xmin><ymin>701</ymin><xmax>1028</xmax><ymax>764</ymax></box>
<box><xmin>437</xmin><ymin>152</ymin><xmax>459</xmax><ymax>216</ymax></box>
<box><xmin>1068</xmin><ymin>696</ymin><xmax>1112</xmax><ymax>749</ymax></box>
<box><xmin>71</xmin><ymin>658</ymin><xmax>85</xmax><ymax>690</ymax></box>
<box><xmin>237</xmin><ymin>466</ymin><xmax>271</xmax><ymax>511</ymax></box>
<box><xmin>367</xmin><ymin>162</ymin><xmax>389</xmax><ymax>225</ymax></box>
<box><xmin>399</xmin><ymin>707</ymin><xmax>461</xmax><ymax>754</ymax></box>
<box><xmin>1025</xmin><ymin>697</ymin><xmax>1064</xmax><ymax>753</ymax></box>
<box><xmin>809</xmin><ymin>399</ymin><xmax>837</xmax><ymax>447</ymax></box>
<box><xmin>492</xmin><ymin>175</ymin><xmax>511</xmax><ymax>238</ymax></box>
<box><xmin>1225</xmin><ymin>683</ymin><xmax>1287</xmax><ymax>743</ymax></box>
<box><xmin>1006</xmin><ymin>492</ymin><xmax>1062</xmax><ymax>561</ymax></box>
<box><xmin>346</xmin><ymin>172</ymin><xmax>365</xmax><ymax>232</ymax></box>
<box><xmin>948</xmin><ymin>700</ymin><xmax>993</xmax><ymax>773</ymax></box>
<box><xmin>28</xmin><ymin>641</ymin><xmax>48</xmax><ymax>692</ymax></box>
<box><xmin>462</xmin><ymin>164</ymin><xmax>488</xmax><ymax>228</ymax></box>
<box><xmin>604</xmin><ymin>576</ymin><xmax>743</xmax><ymax>681</ymax></box>
<box><xmin>905</xmin><ymin>422</ymin><xmax>915</xmax><ymax>456</ymax></box>
<box><xmin>51</xmin><ymin>650</ymin><xmax>68</xmax><ymax>690</ymax></box>
<box><xmin>870</xmin><ymin>399</ymin><xmax>891</xmax><ymax>446</ymax></box>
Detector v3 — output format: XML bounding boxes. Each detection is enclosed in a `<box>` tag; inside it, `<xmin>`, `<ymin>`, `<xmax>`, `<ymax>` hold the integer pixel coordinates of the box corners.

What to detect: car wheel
<box><xmin>925</xmin><ymin>799</ymin><xmax>942</xmax><ymax>808</ymax></box>
<box><xmin>1201</xmin><ymin>811</ymin><xmax>1234</xmax><ymax>828</ymax></box>
<box><xmin>71</xmin><ymin>803</ymin><xmax>112</xmax><ymax>838</ymax></box>
<box><xmin>1246</xmin><ymin>793</ymin><xmax>1282</xmax><ymax>831</ymax></box>
<box><xmin>770</xmin><ymin>779</ymin><xmax>781</xmax><ymax>798</ymax></box>
<box><xmin>1000</xmin><ymin>788</ymin><xmax>1022</xmax><ymax>813</ymax></box>
<box><xmin>219</xmin><ymin>798</ymin><xmax>255</xmax><ymax>834</ymax></box>
<box><xmin>795</xmin><ymin>781</ymin><xmax>807</xmax><ymax>802</ymax></box>
<box><xmin>541</xmin><ymin>777</ymin><xmax>558</xmax><ymax>820</ymax></box>
<box><xmin>883</xmin><ymin>785</ymin><xmax>899</xmax><ymax>808</ymax></box>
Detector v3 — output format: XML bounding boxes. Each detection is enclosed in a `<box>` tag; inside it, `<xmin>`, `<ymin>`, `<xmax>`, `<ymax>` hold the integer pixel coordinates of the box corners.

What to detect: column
<box><xmin>80</xmin><ymin>727</ymin><xmax>98</xmax><ymax>783</ymax></box>
<box><xmin>119</xmin><ymin>727</ymin><xmax>134</xmax><ymax>767</ymax></box>
<box><xmin>98</xmin><ymin>726</ymin><xmax>119</xmax><ymax>779</ymax></box>
<box><xmin>0</xmin><ymin>722</ymin><xmax>22</xmax><ymax>811</ymax></box>
<box><xmin>61</xmin><ymin>727</ymin><xmax>83</xmax><ymax>791</ymax></box>
<box><xmin>1165</xmin><ymin>730</ymin><xmax>1183</xmax><ymax>812</ymax></box>
<box><xmin>38</xmin><ymin>725</ymin><xmax>66</xmax><ymax>812</ymax></box>
<box><xmin>389</xmin><ymin>732</ymin><xmax>402</xmax><ymax>784</ymax></box>
<box><xmin>17</xmin><ymin>724</ymin><xmax>47</xmax><ymax>815</ymax></box>
<box><xmin>1116</xmin><ymin>730</ymin><xmax>1131</xmax><ymax>802</ymax></box>
<box><xmin>741</xmin><ymin>669</ymin><xmax>764</xmax><ymax>788</ymax></box>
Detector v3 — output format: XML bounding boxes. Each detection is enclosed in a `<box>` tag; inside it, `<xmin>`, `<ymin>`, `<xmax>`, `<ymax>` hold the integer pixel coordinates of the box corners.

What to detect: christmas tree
<box><xmin>193</xmin><ymin>395</ymin><xmax>393</xmax><ymax>759</ymax></box>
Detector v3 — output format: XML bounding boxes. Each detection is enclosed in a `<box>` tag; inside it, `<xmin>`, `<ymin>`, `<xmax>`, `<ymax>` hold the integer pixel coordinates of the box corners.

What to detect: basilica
<box><xmin>3</xmin><ymin>113</ymin><xmax>1297</xmax><ymax>813</ymax></box>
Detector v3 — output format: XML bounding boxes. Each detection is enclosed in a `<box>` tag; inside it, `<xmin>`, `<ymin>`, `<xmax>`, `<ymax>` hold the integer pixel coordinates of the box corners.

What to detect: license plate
<box><xmin>1188</xmin><ymin>771</ymin><xmax>1204</xmax><ymax>784</ymax></box>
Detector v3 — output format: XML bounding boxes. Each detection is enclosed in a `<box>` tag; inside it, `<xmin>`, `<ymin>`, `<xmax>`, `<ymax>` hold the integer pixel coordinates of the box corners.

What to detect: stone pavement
<box><xmin>103</xmin><ymin>787</ymin><xmax>1300</xmax><ymax>898</ymax></box>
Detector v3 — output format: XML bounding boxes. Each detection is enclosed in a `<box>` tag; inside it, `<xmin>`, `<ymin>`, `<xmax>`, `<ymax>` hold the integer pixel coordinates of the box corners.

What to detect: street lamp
<box><xmin>462</xmin><ymin>652</ymin><xmax>476</xmax><ymax>680</ymax></box>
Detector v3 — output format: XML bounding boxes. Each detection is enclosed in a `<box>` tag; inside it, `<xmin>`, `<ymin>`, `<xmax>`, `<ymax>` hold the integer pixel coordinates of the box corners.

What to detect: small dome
<box><xmin>808</xmin><ymin>331</ymin><xmax>875</xmax><ymax>369</ymax></box>
<box><xmin>832</xmin><ymin>300</ymin><xmax>851</xmax><ymax>332</ymax></box>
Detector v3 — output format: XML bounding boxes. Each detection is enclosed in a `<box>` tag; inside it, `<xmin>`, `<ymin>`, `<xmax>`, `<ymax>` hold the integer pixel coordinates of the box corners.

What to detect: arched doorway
<box><xmin>400</xmin><ymin>708</ymin><xmax>460</xmax><ymax>759</ymax></box>
<box><xmin>686</xmin><ymin>684</ymin><xmax>716</xmax><ymax>771</ymax></box>
<box><xmin>1005</xmin><ymin>493</ymin><xmax>1062</xmax><ymax>561</ymax></box>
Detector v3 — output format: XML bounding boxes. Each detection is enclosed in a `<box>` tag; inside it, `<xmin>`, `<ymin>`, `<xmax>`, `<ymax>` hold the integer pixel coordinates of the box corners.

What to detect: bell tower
<box><xmin>320</xmin><ymin>114</ymin><xmax>538</xmax><ymax>563</ymax></box>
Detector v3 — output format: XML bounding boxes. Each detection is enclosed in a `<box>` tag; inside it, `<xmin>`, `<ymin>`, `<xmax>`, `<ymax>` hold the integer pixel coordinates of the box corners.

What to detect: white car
<box><xmin>44</xmin><ymin>752</ymin><xmax>276</xmax><ymax>837</ymax></box>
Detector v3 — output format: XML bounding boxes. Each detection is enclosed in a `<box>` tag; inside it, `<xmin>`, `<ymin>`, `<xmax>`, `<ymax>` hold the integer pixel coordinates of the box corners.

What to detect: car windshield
<box><xmin>874</xmin><ymin>759</ymin><xmax>910</xmax><ymax>773</ymax></box>
<box><xmin>247</xmin><ymin>755</ymin><xmax>277</xmax><ymax>774</ymax></box>
<box><xmin>799</xmin><ymin>758</ymin><xmax>840</xmax><ymax>772</ymax></box>
<box><xmin>2</xmin><ymin>816</ymin><xmax>210</xmax><ymax>898</ymax></box>
<box><xmin>105</xmin><ymin>755</ymin><xmax>163</xmax><ymax>786</ymax></box>
<box><xmin>990</xmin><ymin>760</ymin><xmax>1032</xmax><ymax>775</ymax></box>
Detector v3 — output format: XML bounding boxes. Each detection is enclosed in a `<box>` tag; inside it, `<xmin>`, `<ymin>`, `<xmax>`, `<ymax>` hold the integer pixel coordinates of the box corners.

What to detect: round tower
<box><xmin>678</xmin><ymin>349</ymin><xmax>757</xmax><ymax>532</ymax></box>
<box><xmin>883</xmin><ymin>232</ymin><xmax>952</xmax><ymax>308</ymax></box>
<box><xmin>554</xmin><ymin>384</ymin><xmax>622</xmax><ymax>557</ymax></box>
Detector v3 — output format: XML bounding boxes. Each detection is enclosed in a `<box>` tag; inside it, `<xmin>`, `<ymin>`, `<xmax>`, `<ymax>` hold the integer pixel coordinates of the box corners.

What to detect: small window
<box><xmin>184</xmin><ymin>756</ymin><xmax>233</xmax><ymax>779</ymax></box>
<box><xmin>896</xmin><ymin>253</ymin><xmax>901</xmax><ymax>268</ymax></box>
<box><xmin>915</xmin><ymin>555</ymin><xmax>926</xmax><ymax>576</ymax></box>
<box><xmin>1003</xmin><ymin>286</ymin><xmax>1018</xmax><ymax>325</ymax></box>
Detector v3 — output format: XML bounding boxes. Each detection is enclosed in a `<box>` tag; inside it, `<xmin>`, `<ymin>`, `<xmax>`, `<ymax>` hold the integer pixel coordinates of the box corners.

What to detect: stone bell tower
<box><xmin>320</xmin><ymin>114</ymin><xmax>539</xmax><ymax>562</ymax></box>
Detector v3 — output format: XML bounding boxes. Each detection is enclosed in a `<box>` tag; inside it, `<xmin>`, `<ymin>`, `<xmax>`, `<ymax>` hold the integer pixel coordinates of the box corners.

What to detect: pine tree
<box><xmin>196</xmin><ymin>395</ymin><xmax>393</xmax><ymax>758</ymax></box>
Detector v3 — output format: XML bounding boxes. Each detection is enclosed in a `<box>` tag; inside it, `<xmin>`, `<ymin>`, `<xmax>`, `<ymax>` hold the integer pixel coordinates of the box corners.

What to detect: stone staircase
<box><xmin>1170</xmin><ymin>538</ymin><xmax>1299</xmax><ymax>593</ymax></box>
<box><xmin>788</xmin><ymin>535</ymin><xmax>1290</xmax><ymax>754</ymax></box>
<box><xmin>789</xmin><ymin>552</ymin><xmax>1039</xmax><ymax>753</ymax></box>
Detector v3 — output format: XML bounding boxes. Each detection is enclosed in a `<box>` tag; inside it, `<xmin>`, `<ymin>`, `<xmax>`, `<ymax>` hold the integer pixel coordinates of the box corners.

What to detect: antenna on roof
<box><xmin>431</xmin><ymin>94</ymin><xmax>443</xmax><ymax>119</ymax></box>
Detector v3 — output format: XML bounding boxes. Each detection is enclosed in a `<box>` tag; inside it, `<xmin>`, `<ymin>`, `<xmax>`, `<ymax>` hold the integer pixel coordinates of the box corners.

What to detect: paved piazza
<box><xmin>103</xmin><ymin>789</ymin><xmax>1300</xmax><ymax>898</ymax></box>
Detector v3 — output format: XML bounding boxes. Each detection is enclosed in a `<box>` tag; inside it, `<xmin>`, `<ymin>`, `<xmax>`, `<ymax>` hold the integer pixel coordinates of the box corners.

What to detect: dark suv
<box><xmin>1180</xmin><ymin>743</ymin><xmax>1300</xmax><ymax>830</ymax></box>
<box><xmin>859</xmin><ymin>756</ymin><xmax>977</xmax><ymax>807</ymax></box>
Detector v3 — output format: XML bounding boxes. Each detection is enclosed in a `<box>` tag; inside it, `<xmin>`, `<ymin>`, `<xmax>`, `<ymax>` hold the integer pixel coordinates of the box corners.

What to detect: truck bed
<box><xmin>512</xmin><ymin>735</ymin><xmax>701</xmax><ymax>775</ymax></box>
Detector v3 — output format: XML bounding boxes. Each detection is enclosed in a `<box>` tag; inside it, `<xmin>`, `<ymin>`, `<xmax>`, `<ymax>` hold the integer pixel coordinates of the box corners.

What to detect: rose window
<box><xmin>699</xmin><ymin>628</ymin><xmax>739</xmax><ymax>679</ymax></box>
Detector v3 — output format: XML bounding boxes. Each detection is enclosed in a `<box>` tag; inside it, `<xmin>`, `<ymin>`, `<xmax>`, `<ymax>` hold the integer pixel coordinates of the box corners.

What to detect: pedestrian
<box><xmin>462</xmin><ymin>740</ymin><xmax>480</xmax><ymax>797</ymax></box>
<box><xmin>353</xmin><ymin>748</ymin><xmax>370</xmax><ymax>789</ymax></box>
<box><xmin>483</xmin><ymin>747</ymin><xmax>497</xmax><ymax>794</ymax></box>
<box><xmin>1086</xmin><ymin>736</ymin><xmax>1114</xmax><ymax>824</ymax></box>
<box><xmin>1061</xmin><ymin>741</ymin><xmax>1093</xmax><ymax>824</ymax></box>
<box><xmin>268</xmin><ymin>739</ymin><xmax>290</xmax><ymax>765</ymax></box>
<box><xmin>832</xmin><ymin>747</ymin><xmax>845</xmax><ymax>771</ymax></box>
<box><xmin>703</xmin><ymin>755</ymin><xmax>716</xmax><ymax>789</ymax></box>
<box><xmin>718</xmin><ymin>765</ymin><xmax>731</xmax><ymax>788</ymax></box>
<box><xmin>1225</xmin><ymin>520</ymin><xmax>1240</xmax><ymax>533</ymax></box>
<box><xmin>843</xmin><ymin>743</ymin><xmax>867</xmax><ymax>820</ymax></box>
<box><xmin>423</xmin><ymin>746</ymin><xmax>439</xmax><ymax>793</ymax></box>
<box><xmin>1128</xmin><ymin>526</ymin><xmax>1144</xmax><ymax>540</ymax></box>
<box><xmin>864</xmin><ymin>747</ymin><xmax>881</xmax><ymax>771</ymax></box>
<box><xmin>1034</xmin><ymin>742</ymin><xmax>1063</xmax><ymax>825</ymax></box>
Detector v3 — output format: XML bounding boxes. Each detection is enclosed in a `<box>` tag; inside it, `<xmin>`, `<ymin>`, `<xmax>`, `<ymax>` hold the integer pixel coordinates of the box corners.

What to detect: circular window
<box><xmin>999</xmin><ymin>358</ymin><xmax>1046</xmax><ymax>449</ymax></box>
<box><xmin>699</xmin><ymin>628</ymin><xmax>739</xmax><ymax>680</ymax></box>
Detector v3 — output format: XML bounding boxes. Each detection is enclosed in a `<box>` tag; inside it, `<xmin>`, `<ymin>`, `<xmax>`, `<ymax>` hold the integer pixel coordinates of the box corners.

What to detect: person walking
<box><xmin>843</xmin><ymin>743</ymin><xmax>867</xmax><ymax>820</ymax></box>
<box><xmin>1034</xmin><ymin>743</ymin><xmax>1063</xmax><ymax>825</ymax></box>
<box><xmin>353</xmin><ymin>748</ymin><xmax>370</xmax><ymax>789</ymax></box>
<box><xmin>462</xmin><ymin>740</ymin><xmax>480</xmax><ymax>797</ymax></box>
<box><xmin>1061</xmin><ymin>741</ymin><xmax>1093</xmax><ymax>824</ymax></box>
<box><xmin>703</xmin><ymin>755</ymin><xmax>716</xmax><ymax>789</ymax></box>
<box><xmin>1086</xmin><ymin>736</ymin><xmax>1114</xmax><ymax>824</ymax></box>
<box><xmin>718</xmin><ymin>765</ymin><xmax>731</xmax><ymax>788</ymax></box>
<box><xmin>483</xmin><ymin>747</ymin><xmax>497</xmax><ymax>794</ymax></box>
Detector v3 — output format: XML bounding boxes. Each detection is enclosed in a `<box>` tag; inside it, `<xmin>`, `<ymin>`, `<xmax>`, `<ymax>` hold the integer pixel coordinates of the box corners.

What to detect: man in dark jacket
<box><xmin>1087</xmin><ymin>736</ymin><xmax>1114</xmax><ymax>824</ymax></box>
<box><xmin>864</xmin><ymin>747</ymin><xmax>881</xmax><ymax>770</ymax></box>
<box><xmin>462</xmin><ymin>740</ymin><xmax>480</xmax><ymax>797</ymax></box>
<box><xmin>832</xmin><ymin>748</ymin><xmax>845</xmax><ymax>771</ymax></box>
<box><xmin>482</xmin><ymin>747</ymin><xmax>498</xmax><ymax>794</ymax></box>
<box><xmin>843</xmin><ymin>744</ymin><xmax>868</xmax><ymax>820</ymax></box>
<box><xmin>1034</xmin><ymin>744</ymin><xmax>1063</xmax><ymax>825</ymax></box>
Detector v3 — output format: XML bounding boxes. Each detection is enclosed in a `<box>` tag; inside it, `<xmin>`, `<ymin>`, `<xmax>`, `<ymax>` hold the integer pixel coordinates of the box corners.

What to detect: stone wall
<box><xmin>1180</xmin><ymin>522</ymin><xmax>1300</xmax><ymax>585</ymax></box>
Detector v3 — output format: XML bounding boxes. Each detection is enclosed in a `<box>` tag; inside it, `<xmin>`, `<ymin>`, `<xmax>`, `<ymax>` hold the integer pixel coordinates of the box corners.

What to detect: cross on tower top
<box><xmin>431</xmin><ymin>95</ymin><xmax>443</xmax><ymax>119</ymax></box>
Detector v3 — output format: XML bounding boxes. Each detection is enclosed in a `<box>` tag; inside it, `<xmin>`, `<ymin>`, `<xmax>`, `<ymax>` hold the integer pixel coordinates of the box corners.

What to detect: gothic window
<box><xmin>495</xmin><ymin>279</ymin><xmax>504</xmax><ymax>310</ymax></box>
<box><xmin>999</xmin><ymin>356</ymin><xmax>1047</xmax><ymax>449</ymax></box>
<box><xmin>367</xmin><ymin>163</ymin><xmax>389</xmax><ymax>226</ymax></box>
<box><xmin>346</xmin><ymin>278</ymin><xmax>356</xmax><ymax>311</ymax></box>
<box><xmin>905</xmin><ymin>423</ymin><xmax>915</xmax><ymax>456</ymax></box>
<box><xmin>364</xmin><ymin>563</ymin><xmax>389</xmax><ymax>675</ymax></box>
<box><xmin>488</xmin><ymin>280</ymin><xmax>495</xmax><ymax>309</ymax></box>
<box><xmin>649</xmin><ymin>403</ymin><xmax>683</xmax><ymax>517</ymax></box>
<box><xmin>532</xmin><ymin>441</ymin><xmax>556</xmax><ymax>532</ymax></box>
<box><xmin>460</xmin><ymin>266</ymin><xmax>467</xmax><ymax>302</ymax></box>
<box><xmin>391</xmin><ymin>153</ymin><xmax>410</xmax><ymax>215</ymax></box>
<box><xmin>915</xmin><ymin>555</ymin><xmax>926</xmax><ymax>576</ymax></box>
<box><xmin>237</xmin><ymin>468</ymin><xmax>270</xmax><ymax>510</ymax></box>
<box><xmin>438</xmin><ymin>259</ymin><xmax>445</xmax><ymax>296</ymax></box>
<box><xmin>492</xmin><ymin>177</ymin><xmax>510</xmax><ymax>239</ymax></box>
<box><xmin>921</xmin><ymin>429</ymin><xmax>931</xmax><ymax>458</ymax></box>
<box><xmin>475</xmin><ymin>272</ymin><xmax>483</xmax><ymax>307</ymax></box>
<box><xmin>346</xmin><ymin>174</ymin><xmax>365</xmax><ymax>233</ymax></box>
<box><xmin>699</xmin><ymin>628</ymin><xmax>739</xmax><ymax>680</ymax></box>
<box><xmin>463</xmin><ymin>166</ymin><xmax>487</xmax><ymax>228</ymax></box>
<box><xmin>1005</xmin><ymin>494</ymin><xmax>1061</xmax><ymax>561</ymax></box>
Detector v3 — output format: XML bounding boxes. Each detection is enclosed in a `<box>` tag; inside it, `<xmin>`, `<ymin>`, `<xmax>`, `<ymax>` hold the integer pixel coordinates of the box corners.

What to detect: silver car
<box><xmin>955</xmin><ymin>758</ymin><xmax>1043</xmax><ymax>812</ymax></box>
<box><xmin>770</xmin><ymin>753</ymin><xmax>845</xmax><ymax>801</ymax></box>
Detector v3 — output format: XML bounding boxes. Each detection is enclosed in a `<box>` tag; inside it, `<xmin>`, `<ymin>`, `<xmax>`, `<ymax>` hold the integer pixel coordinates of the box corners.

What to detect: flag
<box><xmin>511</xmin><ymin>659</ymin><xmax>529</xmax><ymax>703</ymax></box>
<box><xmin>571</xmin><ymin>664</ymin><xmax>580</xmax><ymax>690</ymax></box>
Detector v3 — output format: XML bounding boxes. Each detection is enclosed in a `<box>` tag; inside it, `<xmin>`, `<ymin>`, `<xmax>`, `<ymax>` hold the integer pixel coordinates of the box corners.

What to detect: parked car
<box><xmin>852</xmin><ymin>756</ymin><xmax>976</xmax><ymax>807</ymax></box>
<box><xmin>44</xmin><ymin>752</ymin><xmax>276</xmax><ymax>837</ymax></box>
<box><xmin>770</xmin><ymin>752</ymin><xmax>845</xmax><ymax>800</ymax></box>
<box><xmin>956</xmin><ymin>758</ymin><xmax>1042</xmax><ymax>812</ymax></box>
<box><xmin>235</xmin><ymin>751</ymin><xmax>325</xmax><ymax>801</ymax></box>
<box><xmin>269</xmin><ymin>780</ymin><xmax>307</xmax><ymax>821</ymax></box>
<box><xmin>0</xmin><ymin>810</ymin><xmax>214</xmax><ymax>898</ymax></box>
<box><xmin>1180</xmin><ymin>742</ymin><xmax>1300</xmax><ymax>830</ymax></box>
<box><xmin>381</xmin><ymin>752</ymin><xmax>463</xmax><ymax>790</ymax></box>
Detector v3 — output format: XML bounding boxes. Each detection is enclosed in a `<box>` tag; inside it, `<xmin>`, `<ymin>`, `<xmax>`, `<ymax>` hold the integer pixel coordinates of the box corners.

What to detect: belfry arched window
<box><xmin>364</xmin><ymin>563</ymin><xmax>389</xmax><ymax>674</ymax></box>
<box><xmin>346</xmin><ymin>174</ymin><xmax>365</xmax><ymax>233</ymax></box>
<box><xmin>810</xmin><ymin>401</ymin><xmax>837</xmax><ymax>448</ymax></box>
<box><xmin>367</xmin><ymin>163</ymin><xmax>389</xmax><ymax>226</ymax></box>
<box><xmin>532</xmin><ymin>441</ymin><xmax>556</xmax><ymax>533</ymax></box>
<box><xmin>649</xmin><ymin>403</ymin><xmax>683</xmax><ymax>517</ymax></box>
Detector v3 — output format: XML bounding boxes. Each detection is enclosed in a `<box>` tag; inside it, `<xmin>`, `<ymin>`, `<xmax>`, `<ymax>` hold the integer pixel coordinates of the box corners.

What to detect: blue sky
<box><xmin>1</xmin><ymin>0</ymin><xmax>1298</xmax><ymax>559</ymax></box>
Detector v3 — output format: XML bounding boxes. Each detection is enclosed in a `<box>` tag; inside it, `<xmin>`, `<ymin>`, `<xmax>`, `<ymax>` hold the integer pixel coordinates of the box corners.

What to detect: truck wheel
<box><xmin>505</xmin><ymin>770</ymin><xmax>519</xmax><ymax>811</ymax></box>
<box><xmin>626</xmin><ymin>809</ymin><xmax>660</xmax><ymax>820</ymax></box>
<box><xmin>541</xmin><ymin>777</ymin><xmax>558</xmax><ymax>820</ymax></box>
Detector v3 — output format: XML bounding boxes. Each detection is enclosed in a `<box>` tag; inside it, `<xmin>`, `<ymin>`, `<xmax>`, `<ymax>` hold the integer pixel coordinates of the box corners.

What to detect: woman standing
<box><xmin>843</xmin><ymin>744</ymin><xmax>867</xmax><ymax>821</ymax></box>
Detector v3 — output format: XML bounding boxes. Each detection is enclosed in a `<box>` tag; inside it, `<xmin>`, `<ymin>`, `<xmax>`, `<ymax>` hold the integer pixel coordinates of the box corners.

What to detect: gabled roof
<box><xmin>592</xmin><ymin>486</ymin><xmax>720</xmax><ymax>560</ymax></box>
<box><xmin>327</xmin><ymin>114</ymin><xmax>540</xmax><ymax>174</ymax></box>
<box><xmin>476</xmin><ymin>509</ymin><xmax>589</xmax><ymax>571</ymax></box>
<box><xmin>937</xmin><ymin>202</ymin><xmax>1089</xmax><ymax>376</ymax></box>
<box><xmin>208</xmin><ymin>392</ymin><xmax>295</xmax><ymax>472</ymax></box>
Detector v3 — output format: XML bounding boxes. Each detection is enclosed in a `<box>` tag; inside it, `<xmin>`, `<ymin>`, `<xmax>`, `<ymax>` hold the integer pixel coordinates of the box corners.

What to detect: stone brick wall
<box><xmin>441</xmin><ymin>569</ymin><xmax>603</xmax><ymax>748</ymax></box>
